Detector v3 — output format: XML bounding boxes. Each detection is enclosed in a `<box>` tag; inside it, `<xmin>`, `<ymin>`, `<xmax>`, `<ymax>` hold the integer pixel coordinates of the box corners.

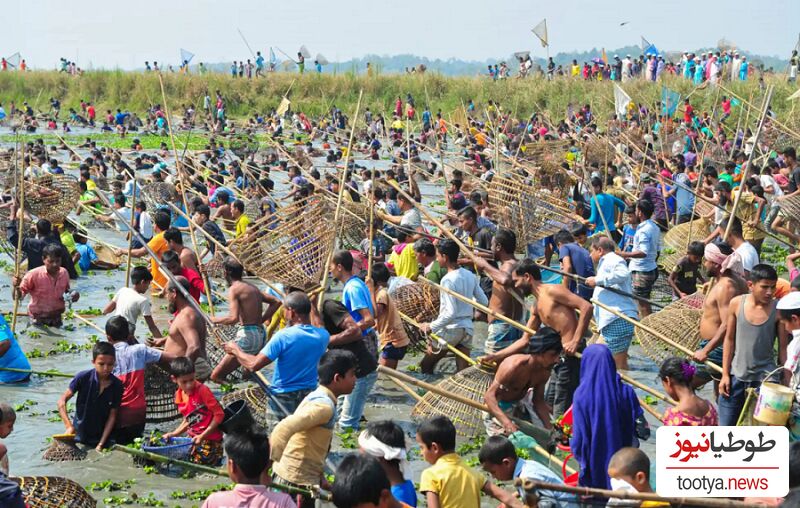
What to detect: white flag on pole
<box><xmin>180</xmin><ymin>49</ymin><xmax>195</xmax><ymax>64</ymax></box>
<box><xmin>299</xmin><ymin>45</ymin><xmax>312</xmax><ymax>59</ymax></box>
<box><xmin>531</xmin><ymin>19</ymin><xmax>548</xmax><ymax>47</ymax></box>
<box><xmin>788</xmin><ymin>88</ymin><xmax>800</xmax><ymax>102</ymax></box>
<box><xmin>614</xmin><ymin>84</ymin><xmax>632</xmax><ymax>116</ymax></box>
<box><xmin>276</xmin><ymin>97</ymin><xmax>291</xmax><ymax>116</ymax></box>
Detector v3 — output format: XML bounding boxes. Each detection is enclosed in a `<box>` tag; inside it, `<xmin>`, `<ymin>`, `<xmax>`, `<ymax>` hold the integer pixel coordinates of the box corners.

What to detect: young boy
<box><xmin>331</xmin><ymin>453</ymin><xmax>412</xmax><ymax>508</ymax></box>
<box><xmin>667</xmin><ymin>241</ymin><xmax>706</xmax><ymax>299</ymax></box>
<box><xmin>201</xmin><ymin>430</ymin><xmax>296</xmax><ymax>508</ymax></box>
<box><xmin>58</xmin><ymin>342</ymin><xmax>123</xmax><ymax>451</ymax></box>
<box><xmin>368</xmin><ymin>263</ymin><xmax>410</xmax><ymax>369</ymax></box>
<box><xmin>163</xmin><ymin>357</ymin><xmax>225</xmax><ymax>465</ymax></box>
<box><xmin>618</xmin><ymin>205</ymin><xmax>638</xmax><ymax>253</ymax></box>
<box><xmin>417</xmin><ymin>415</ymin><xmax>523</xmax><ymax>508</ymax></box>
<box><xmin>607</xmin><ymin>447</ymin><xmax>667</xmax><ymax>506</ymax></box>
<box><xmin>270</xmin><ymin>350</ymin><xmax>358</xmax><ymax>508</ymax></box>
<box><xmin>478</xmin><ymin>435</ymin><xmax>576</xmax><ymax>507</ymax></box>
<box><xmin>103</xmin><ymin>266</ymin><xmax>163</xmax><ymax>341</ymax></box>
<box><xmin>358</xmin><ymin>420</ymin><xmax>417</xmax><ymax>506</ymax></box>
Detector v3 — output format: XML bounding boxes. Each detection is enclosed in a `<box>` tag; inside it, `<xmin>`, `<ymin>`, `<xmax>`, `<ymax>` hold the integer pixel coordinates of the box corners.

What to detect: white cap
<box><xmin>777</xmin><ymin>292</ymin><xmax>800</xmax><ymax>310</ymax></box>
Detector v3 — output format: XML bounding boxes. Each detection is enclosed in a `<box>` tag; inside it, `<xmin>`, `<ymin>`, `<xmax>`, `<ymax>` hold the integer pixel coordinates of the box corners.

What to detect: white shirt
<box><xmin>429</xmin><ymin>268</ymin><xmax>488</xmax><ymax>336</ymax></box>
<box><xmin>114</xmin><ymin>206</ymin><xmax>132</xmax><ymax>232</ymax></box>
<box><xmin>760</xmin><ymin>174</ymin><xmax>783</xmax><ymax>204</ymax></box>
<box><xmin>139</xmin><ymin>211</ymin><xmax>154</xmax><ymax>239</ymax></box>
<box><xmin>400</xmin><ymin>208</ymin><xmax>422</xmax><ymax>229</ymax></box>
<box><xmin>735</xmin><ymin>242</ymin><xmax>759</xmax><ymax>272</ymax></box>
<box><xmin>112</xmin><ymin>287</ymin><xmax>152</xmax><ymax>328</ymax></box>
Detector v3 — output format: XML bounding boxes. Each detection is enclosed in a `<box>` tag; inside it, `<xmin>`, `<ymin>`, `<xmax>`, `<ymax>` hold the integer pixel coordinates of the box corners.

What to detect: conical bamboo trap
<box><xmin>141</xmin><ymin>182</ymin><xmax>178</xmax><ymax>213</ymax></box>
<box><xmin>220</xmin><ymin>386</ymin><xmax>269</xmax><ymax>429</ymax></box>
<box><xmin>144</xmin><ymin>364</ymin><xmax>180</xmax><ymax>423</ymax></box>
<box><xmin>227</xmin><ymin>197</ymin><xmax>336</xmax><ymax>291</ymax></box>
<box><xmin>391</xmin><ymin>281</ymin><xmax>440</xmax><ymax>351</ymax></box>
<box><xmin>13</xmin><ymin>476</ymin><xmax>96</xmax><ymax>508</ymax></box>
<box><xmin>25</xmin><ymin>174</ymin><xmax>80</xmax><ymax>223</ymax></box>
<box><xmin>657</xmin><ymin>218</ymin><xmax>710</xmax><ymax>273</ymax></box>
<box><xmin>206</xmin><ymin>324</ymin><xmax>246</xmax><ymax>383</ymax></box>
<box><xmin>582</xmin><ymin>137</ymin><xmax>616</xmax><ymax>166</ymax></box>
<box><xmin>634</xmin><ymin>293</ymin><xmax>704</xmax><ymax>364</ymax></box>
<box><xmin>42</xmin><ymin>438</ymin><xmax>86</xmax><ymax>462</ymax></box>
<box><xmin>488</xmin><ymin>172</ymin><xmax>576</xmax><ymax>249</ymax></box>
<box><xmin>778</xmin><ymin>195</ymin><xmax>800</xmax><ymax>228</ymax></box>
<box><xmin>411</xmin><ymin>365</ymin><xmax>494</xmax><ymax>438</ymax></box>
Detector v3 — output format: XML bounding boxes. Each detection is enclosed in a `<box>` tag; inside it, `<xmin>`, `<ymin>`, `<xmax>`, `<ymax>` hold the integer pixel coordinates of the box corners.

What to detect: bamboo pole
<box><xmin>157</xmin><ymin>72</ymin><xmax>215</xmax><ymax>315</ymax></box>
<box><xmin>397</xmin><ymin>312</ymin><xmax>477</xmax><ymax>367</ymax></box>
<box><xmin>723</xmin><ymin>85</ymin><xmax>774</xmax><ymax>243</ymax></box>
<box><xmin>125</xmin><ymin>178</ymin><xmax>137</xmax><ymax>287</ymax></box>
<box><xmin>71</xmin><ymin>313</ymin><xmax>106</xmax><ymax>335</ymax></box>
<box><xmin>0</xmin><ymin>367</ymin><xmax>74</xmax><ymax>378</ymax></box>
<box><xmin>592</xmin><ymin>298</ymin><xmax>723</xmax><ymax>374</ymax></box>
<box><xmin>376</xmin><ymin>365</ymin><xmax>576</xmax><ymax>475</ymax></box>
<box><xmin>515</xmin><ymin>479</ymin><xmax>764</xmax><ymax>508</ymax></box>
<box><xmin>11</xmin><ymin>138</ymin><xmax>23</xmax><ymax>333</ymax></box>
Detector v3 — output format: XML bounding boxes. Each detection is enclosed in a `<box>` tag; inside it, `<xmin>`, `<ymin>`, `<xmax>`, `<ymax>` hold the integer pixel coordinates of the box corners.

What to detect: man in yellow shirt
<box><xmin>122</xmin><ymin>211</ymin><xmax>171</xmax><ymax>293</ymax></box>
<box><xmin>232</xmin><ymin>199</ymin><xmax>250</xmax><ymax>238</ymax></box>
<box><xmin>387</xmin><ymin>229</ymin><xmax>419</xmax><ymax>280</ymax></box>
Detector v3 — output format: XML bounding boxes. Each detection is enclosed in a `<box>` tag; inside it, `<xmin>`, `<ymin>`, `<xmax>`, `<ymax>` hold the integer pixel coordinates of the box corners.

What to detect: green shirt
<box><xmin>424</xmin><ymin>260</ymin><xmax>447</xmax><ymax>284</ymax></box>
<box><xmin>60</xmin><ymin>231</ymin><xmax>82</xmax><ymax>276</ymax></box>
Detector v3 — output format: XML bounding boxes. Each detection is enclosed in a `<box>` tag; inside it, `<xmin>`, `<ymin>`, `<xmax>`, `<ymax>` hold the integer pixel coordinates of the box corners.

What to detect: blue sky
<box><xmin>1</xmin><ymin>0</ymin><xmax>797</xmax><ymax>69</ymax></box>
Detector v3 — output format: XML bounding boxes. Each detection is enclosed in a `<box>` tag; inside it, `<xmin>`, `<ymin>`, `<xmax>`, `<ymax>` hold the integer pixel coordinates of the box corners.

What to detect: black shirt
<box><xmin>322</xmin><ymin>300</ymin><xmax>377</xmax><ymax>379</ymax></box>
<box><xmin>202</xmin><ymin>221</ymin><xmax>227</xmax><ymax>254</ymax></box>
<box><xmin>69</xmin><ymin>368</ymin><xmax>123</xmax><ymax>446</ymax></box>
<box><xmin>6</xmin><ymin>225</ymin><xmax>78</xmax><ymax>279</ymax></box>
<box><xmin>789</xmin><ymin>166</ymin><xmax>800</xmax><ymax>194</ymax></box>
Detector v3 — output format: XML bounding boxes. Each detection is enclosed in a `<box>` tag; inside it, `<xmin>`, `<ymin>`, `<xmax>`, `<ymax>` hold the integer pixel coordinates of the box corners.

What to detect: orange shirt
<box><xmin>147</xmin><ymin>233</ymin><xmax>169</xmax><ymax>291</ymax></box>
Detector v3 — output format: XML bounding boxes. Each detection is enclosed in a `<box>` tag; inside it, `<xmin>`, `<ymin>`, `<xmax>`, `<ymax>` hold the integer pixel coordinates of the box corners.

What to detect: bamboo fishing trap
<box><xmin>391</xmin><ymin>281</ymin><xmax>440</xmax><ymax>351</ymax></box>
<box><xmin>657</xmin><ymin>218</ymin><xmax>711</xmax><ymax>273</ymax></box>
<box><xmin>411</xmin><ymin>365</ymin><xmax>494</xmax><ymax>438</ymax></box>
<box><xmin>24</xmin><ymin>174</ymin><xmax>80</xmax><ymax>223</ymax></box>
<box><xmin>144</xmin><ymin>364</ymin><xmax>180</xmax><ymax>423</ymax></box>
<box><xmin>220</xmin><ymin>386</ymin><xmax>269</xmax><ymax>429</ymax></box>
<box><xmin>227</xmin><ymin>197</ymin><xmax>336</xmax><ymax>291</ymax></box>
<box><xmin>206</xmin><ymin>324</ymin><xmax>247</xmax><ymax>383</ymax></box>
<box><xmin>488</xmin><ymin>171</ymin><xmax>576</xmax><ymax>249</ymax></box>
<box><xmin>42</xmin><ymin>436</ymin><xmax>86</xmax><ymax>462</ymax></box>
<box><xmin>141</xmin><ymin>182</ymin><xmax>178</xmax><ymax>213</ymax></box>
<box><xmin>634</xmin><ymin>292</ymin><xmax>704</xmax><ymax>364</ymax></box>
<box><xmin>13</xmin><ymin>476</ymin><xmax>96</xmax><ymax>508</ymax></box>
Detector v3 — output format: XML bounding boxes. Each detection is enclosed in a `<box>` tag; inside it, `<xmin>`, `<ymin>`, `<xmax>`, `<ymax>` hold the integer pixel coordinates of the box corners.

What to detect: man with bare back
<box><xmin>692</xmin><ymin>242</ymin><xmax>748</xmax><ymax>391</ymax></box>
<box><xmin>209</xmin><ymin>258</ymin><xmax>281</xmax><ymax>383</ymax></box>
<box><xmin>473</xmin><ymin>228</ymin><xmax>524</xmax><ymax>354</ymax></box>
<box><xmin>482</xmin><ymin>258</ymin><xmax>593</xmax><ymax>418</ymax></box>
<box><xmin>483</xmin><ymin>326</ymin><xmax>563</xmax><ymax>435</ymax></box>
<box><xmin>153</xmin><ymin>276</ymin><xmax>211</xmax><ymax>380</ymax></box>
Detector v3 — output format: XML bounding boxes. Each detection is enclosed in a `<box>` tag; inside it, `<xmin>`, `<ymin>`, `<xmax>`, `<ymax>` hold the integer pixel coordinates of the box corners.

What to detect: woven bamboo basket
<box><xmin>337</xmin><ymin>198</ymin><xmax>370</xmax><ymax>250</ymax></box>
<box><xmin>141</xmin><ymin>182</ymin><xmax>178</xmax><ymax>213</ymax></box>
<box><xmin>202</xmin><ymin>250</ymin><xmax>226</xmax><ymax>280</ymax></box>
<box><xmin>582</xmin><ymin>137</ymin><xmax>616</xmax><ymax>166</ymax></box>
<box><xmin>42</xmin><ymin>438</ymin><xmax>86</xmax><ymax>462</ymax></box>
<box><xmin>391</xmin><ymin>282</ymin><xmax>440</xmax><ymax>351</ymax></box>
<box><xmin>488</xmin><ymin>172</ymin><xmax>576</xmax><ymax>249</ymax></box>
<box><xmin>521</xmin><ymin>139</ymin><xmax>572</xmax><ymax>161</ymax></box>
<box><xmin>25</xmin><ymin>174</ymin><xmax>80</xmax><ymax>223</ymax></box>
<box><xmin>634</xmin><ymin>294</ymin><xmax>704</xmax><ymax>364</ymax></box>
<box><xmin>778</xmin><ymin>195</ymin><xmax>800</xmax><ymax>228</ymax></box>
<box><xmin>228</xmin><ymin>197</ymin><xmax>336</xmax><ymax>291</ymax></box>
<box><xmin>206</xmin><ymin>324</ymin><xmax>246</xmax><ymax>383</ymax></box>
<box><xmin>144</xmin><ymin>364</ymin><xmax>180</xmax><ymax>423</ymax></box>
<box><xmin>244</xmin><ymin>197</ymin><xmax>264</xmax><ymax>222</ymax></box>
<box><xmin>220</xmin><ymin>386</ymin><xmax>269</xmax><ymax>429</ymax></box>
<box><xmin>411</xmin><ymin>366</ymin><xmax>494</xmax><ymax>438</ymax></box>
<box><xmin>0</xmin><ymin>206</ymin><xmax>31</xmax><ymax>260</ymax></box>
<box><xmin>657</xmin><ymin>218</ymin><xmax>710</xmax><ymax>273</ymax></box>
<box><xmin>13</xmin><ymin>476</ymin><xmax>96</xmax><ymax>508</ymax></box>
<box><xmin>93</xmin><ymin>244</ymin><xmax>121</xmax><ymax>268</ymax></box>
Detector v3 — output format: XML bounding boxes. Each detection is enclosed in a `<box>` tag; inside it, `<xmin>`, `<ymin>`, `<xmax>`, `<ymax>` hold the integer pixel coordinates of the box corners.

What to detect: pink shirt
<box><xmin>19</xmin><ymin>266</ymin><xmax>69</xmax><ymax>318</ymax></box>
<box><xmin>201</xmin><ymin>484</ymin><xmax>297</xmax><ymax>508</ymax></box>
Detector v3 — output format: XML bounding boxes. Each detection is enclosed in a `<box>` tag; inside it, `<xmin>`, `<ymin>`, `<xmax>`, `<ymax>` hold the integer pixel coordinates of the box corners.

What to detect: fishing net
<box><xmin>634</xmin><ymin>296</ymin><xmax>703</xmax><ymax>365</ymax></box>
<box><xmin>220</xmin><ymin>386</ymin><xmax>269</xmax><ymax>429</ymax></box>
<box><xmin>337</xmin><ymin>199</ymin><xmax>371</xmax><ymax>250</ymax></box>
<box><xmin>229</xmin><ymin>197</ymin><xmax>336</xmax><ymax>291</ymax></box>
<box><xmin>392</xmin><ymin>282</ymin><xmax>440</xmax><ymax>351</ymax></box>
<box><xmin>141</xmin><ymin>182</ymin><xmax>178</xmax><ymax>213</ymax></box>
<box><xmin>657</xmin><ymin>218</ymin><xmax>710</xmax><ymax>273</ymax></box>
<box><xmin>412</xmin><ymin>366</ymin><xmax>494</xmax><ymax>438</ymax></box>
<box><xmin>144</xmin><ymin>364</ymin><xmax>180</xmax><ymax>423</ymax></box>
<box><xmin>93</xmin><ymin>244</ymin><xmax>121</xmax><ymax>268</ymax></box>
<box><xmin>24</xmin><ymin>174</ymin><xmax>80</xmax><ymax>223</ymax></box>
<box><xmin>13</xmin><ymin>476</ymin><xmax>96</xmax><ymax>508</ymax></box>
<box><xmin>206</xmin><ymin>324</ymin><xmax>246</xmax><ymax>383</ymax></box>
<box><xmin>488</xmin><ymin>172</ymin><xmax>576</xmax><ymax>249</ymax></box>
<box><xmin>42</xmin><ymin>438</ymin><xmax>86</xmax><ymax>462</ymax></box>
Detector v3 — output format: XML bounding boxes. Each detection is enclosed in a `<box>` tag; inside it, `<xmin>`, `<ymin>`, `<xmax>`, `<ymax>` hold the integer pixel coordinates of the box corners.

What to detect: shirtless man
<box><xmin>473</xmin><ymin>228</ymin><xmax>524</xmax><ymax>354</ymax></box>
<box><xmin>153</xmin><ymin>276</ymin><xmax>211</xmax><ymax>380</ymax></box>
<box><xmin>692</xmin><ymin>242</ymin><xmax>748</xmax><ymax>391</ymax></box>
<box><xmin>212</xmin><ymin>191</ymin><xmax>235</xmax><ymax>232</ymax></box>
<box><xmin>483</xmin><ymin>258</ymin><xmax>593</xmax><ymax>418</ymax></box>
<box><xmin>209</xmin><ymin>258</ymin><xmax>281</xmax><ymax>383</ymax></box>
<box><xmin>484</xmin><ymin>326</ymin><xmax>563</xmax><ymax>435</ymax></box>
<box><xmin>163</xmin><ymin>227</ymin><xmax>199</xmax><ymax>272</ymax></box>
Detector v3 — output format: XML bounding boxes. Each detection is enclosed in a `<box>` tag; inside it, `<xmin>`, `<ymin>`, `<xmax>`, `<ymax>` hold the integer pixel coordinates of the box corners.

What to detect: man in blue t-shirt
<box><xmin>329</xmin><ymin>250</ymin><xmax>378</xmax><ymax>429</ymax></box>
<box><xmin>554</xmin><ymin>229</ymin><xmax>595</xmax><ymax>301</ymax></box>
<box><xmin>224</xmin><ymin>291</ymin><xmax>329</xmax><ymax>430</ymax></box>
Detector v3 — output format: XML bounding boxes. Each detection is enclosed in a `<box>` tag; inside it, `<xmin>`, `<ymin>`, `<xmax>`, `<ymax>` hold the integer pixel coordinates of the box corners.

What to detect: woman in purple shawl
<box><xmin>570</xmin><ymin>344</ymin><xmax>643</xmax><ymax>490</ymax></box>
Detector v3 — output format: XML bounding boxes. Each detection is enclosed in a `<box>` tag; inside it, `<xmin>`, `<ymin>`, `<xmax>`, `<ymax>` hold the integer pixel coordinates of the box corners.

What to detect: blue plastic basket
<box><xmin>141</xmin><ymin>437</ymin><xmax>193</xmax><ymax>460</ymax></box>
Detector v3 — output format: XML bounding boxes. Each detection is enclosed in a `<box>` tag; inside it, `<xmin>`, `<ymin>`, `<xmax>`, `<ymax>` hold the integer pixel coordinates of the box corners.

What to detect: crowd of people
<box><xmin>1</xmin><ymin>70</ymin><xmax>800</xmax><ymax>507</ymax></box>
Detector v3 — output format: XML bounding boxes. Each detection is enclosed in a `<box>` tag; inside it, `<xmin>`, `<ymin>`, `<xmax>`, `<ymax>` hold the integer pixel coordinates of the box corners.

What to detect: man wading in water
<box><xmin>482</xmin><ymin>258</ymin><xmax>592</xmax><ymax>418</ymax></box>
<box><xmin>483</xmin><ymin>327</ymin><xmax>563</xmax><ymax>435</ymax></box>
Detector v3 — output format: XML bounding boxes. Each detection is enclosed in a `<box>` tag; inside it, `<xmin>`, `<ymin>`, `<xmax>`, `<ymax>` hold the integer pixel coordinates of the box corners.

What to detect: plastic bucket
<box><xmin>221</xmin><ymin>399</ymin><xmax>255</xmax><ymax>434</ymax></box>
<box><xmin>754</xmin><ymin>382</ymin><xmax>794</xmax><ymax>426</ymax></box>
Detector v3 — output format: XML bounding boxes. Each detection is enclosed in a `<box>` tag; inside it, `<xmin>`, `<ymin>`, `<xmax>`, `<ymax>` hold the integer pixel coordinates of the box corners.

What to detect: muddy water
<box><xmin>0</xmin><ymin>141</ymin><xmax>699</xmax><ymax>506</ymax></box>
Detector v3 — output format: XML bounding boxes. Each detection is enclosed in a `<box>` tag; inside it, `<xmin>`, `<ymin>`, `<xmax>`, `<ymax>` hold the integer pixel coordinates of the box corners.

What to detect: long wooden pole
<box><xmin>11</xmin><ymin>138</ymin><xmax>23</xmax><ymax>333</ymax></box>
<box><xmin>157</xmin><ymin>72</ymin><xmax>215</xmax><ymax>315</ymax></box>
<box><xmin>124</xmin><ymin>178</ymin><xmax>137</xmax><ymax>287</ymax></box>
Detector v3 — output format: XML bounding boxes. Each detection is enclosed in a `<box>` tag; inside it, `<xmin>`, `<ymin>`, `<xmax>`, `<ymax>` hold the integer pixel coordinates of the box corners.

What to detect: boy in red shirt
<box><xmin>163</xmin><ymin>357</ymin><xmax>224</xmax><ymax>465</ymax></box>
